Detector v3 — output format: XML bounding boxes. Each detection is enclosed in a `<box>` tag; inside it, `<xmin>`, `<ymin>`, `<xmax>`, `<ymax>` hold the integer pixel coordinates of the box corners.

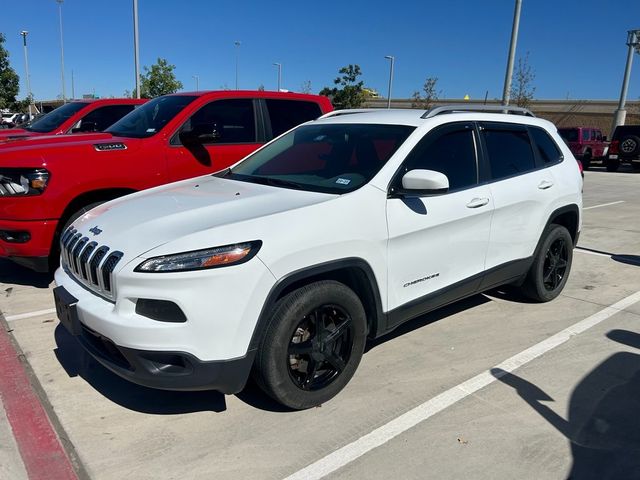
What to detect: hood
<box><xmin>0</xmin><ymin>132</ymin><xmax>114</xmax><ymax>150</ymax></box>
<box><xmin>0</xmin><ymin>128</ymin><xmax>29</xmax><ymax>140</ymax></box>
<box><xmin>71</xmin><ymin>175</ymin><xmax>334</xmax><ymax>265</ymax></box>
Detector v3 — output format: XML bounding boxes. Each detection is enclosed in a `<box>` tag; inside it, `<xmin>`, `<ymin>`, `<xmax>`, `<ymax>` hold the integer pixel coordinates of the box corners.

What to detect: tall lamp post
<box><xmin>273</xmin><ymin>62</ymin><xmax>282</xmax><ymax>91</ymax></box>
<box><xmin>56</xmin><ymin>0</ymin><xmax>66</xmax><ymax>103</ymax></box>
<box><xmin>133</xmin><ymin>0</ymin><xmax>141</xmax><ymax>98</ymax></box>
<box><xmin>384</xmin><ymin>55</ymin><xmax>395</xmax><ymax>109</ymax></box>
<box><xmin>611</xmin><ymin>29</ymin><xmax>640</xmax><ymax>132</ymax></box>
<box><xmin>502</xmin><ymin>0</ymin><xmax>522</xmax><ymax>106</ymax></box>
<box><xmin>192</xmin><ymin>75</ymin><xmax>200</xmax><ymax>92</ymax></box>
<box><xmin>234</xmin><ymin>41</ymin><xmax>241</xmax><ymax>90</ymax></box>
<box><xmin>20</xmin><ymin>31</ymin><xmax>33</xmax><ymax>116</ymax></box>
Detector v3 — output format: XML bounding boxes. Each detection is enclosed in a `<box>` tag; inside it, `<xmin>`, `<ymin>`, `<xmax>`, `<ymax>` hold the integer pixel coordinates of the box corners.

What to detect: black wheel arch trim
<box><xmin>542</xmin><ymin>204</ymin><xmax>580</xmax><ymax>248</ymax></box>
<box><xmin>248</xmin><ymin>257</ymin><xmax>386</xmax><ymax>351</ymax></box>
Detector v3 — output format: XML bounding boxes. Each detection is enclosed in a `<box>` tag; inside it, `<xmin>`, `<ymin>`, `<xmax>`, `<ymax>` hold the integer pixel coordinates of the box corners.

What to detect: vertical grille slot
<box><xmin>71</xmin><ymin>237</ymin><xmax>89</xmax><ymax>274</ymax></box>
<box><xmin>79</xmin><ymin>241</ymin><xmax>97</xmax><ymax>280</ymax></box>
<box><xmin>101</xmin><ymin>252</ymin><xmax>123</xmax><ymax>292</ymax></box>
<box><xmin>89</xmin><ymin>246</ymin><xmax>109</xmax><ymax>286</ymax></box>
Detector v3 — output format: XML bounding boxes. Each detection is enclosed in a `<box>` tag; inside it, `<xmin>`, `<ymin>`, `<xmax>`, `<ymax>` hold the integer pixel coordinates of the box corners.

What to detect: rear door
<box><xmin>480</xmin><ymin>122</ymin><xmax>558</xmax><ymax>271</ymax></box>
<box><xmin>166</xmin><ymin>98</ymin><xmax>263</xmax><ymax>181</ymax></box>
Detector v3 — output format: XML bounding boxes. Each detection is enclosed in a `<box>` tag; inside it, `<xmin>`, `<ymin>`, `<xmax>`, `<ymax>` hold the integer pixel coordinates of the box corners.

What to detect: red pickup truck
<box><xmin>0</xmin><ymin>90</ymin><xmax>332</xmax><ymax>271</ymax></box>
<box><xmin>0</xmin><ymin>99</ymin><xmax>147</xmax><ymax>143</ymax></box>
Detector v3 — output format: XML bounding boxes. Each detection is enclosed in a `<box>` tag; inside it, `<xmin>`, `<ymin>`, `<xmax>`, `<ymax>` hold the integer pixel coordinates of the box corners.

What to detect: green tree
<box><xmin>411</xmin><ymin>77</ymin><xmax>440</xmax><ymax>109</ymax></box>
<box><xmin>139</xmin><ymin>58</ymin><xmax>183</xmax><ymax>98</ymax></box>
<box><xmin>510</xmin><ymin>52</ymin><xmax>536</xmax><ymax>108</ymax></box>
<box><xmin>0</xmin><ymin>33</ymin><xmax>21</xmax><ymax>110</ymax></box>
<box><xmin>320</xmin><ymin>64</ymin><xmax>367</xmax><ymax>109</ymax></box>
<box><xmin>300</xmin><ymin>80</ymin><xmax>312</xmax><ymax>94</ymax></box>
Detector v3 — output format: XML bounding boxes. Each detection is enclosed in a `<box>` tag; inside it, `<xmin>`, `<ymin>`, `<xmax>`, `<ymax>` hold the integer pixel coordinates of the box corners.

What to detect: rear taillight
<box><xmin>609</xmin><ymin>140</ymin><xmax>619</xmax><ymax>155</ymax></box>
<box><xmin>577</xmin><ymin>159</ymin><xmax>583</xmax><ymax>173</ymax></box>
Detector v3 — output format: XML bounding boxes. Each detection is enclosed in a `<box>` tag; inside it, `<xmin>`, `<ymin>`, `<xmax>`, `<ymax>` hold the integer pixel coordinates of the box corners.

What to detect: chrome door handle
<box><xmin>466</xmin><ymin>197</ymin><xmax>490</xmax><ymax>208</ymax></box>
<box><xmin>538</xmin><ymin>180</ymin><xmax>554</xmax><ymax>190</ymax></box>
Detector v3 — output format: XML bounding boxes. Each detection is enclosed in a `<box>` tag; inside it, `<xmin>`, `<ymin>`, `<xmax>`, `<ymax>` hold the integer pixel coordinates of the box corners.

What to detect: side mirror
<box><xmin>179</xmin><ymin>123</ymin><xmax>222</xmax><ymax>145</ymax></box>
<box><xmin>397</xmin><ymin>169</ymin><xmax>449</xmax><ymax>196</ymax></box>
<box><xmin>602</xmin><ymin>135</ymin><xmax>608</xmax><ymax>142</ymax></box>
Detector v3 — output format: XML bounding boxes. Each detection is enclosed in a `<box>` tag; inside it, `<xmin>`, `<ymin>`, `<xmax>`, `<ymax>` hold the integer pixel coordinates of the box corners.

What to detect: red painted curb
<box><xmin>0</xmin><ymin>324</ymin><xmax>77</xmax><ymax>480</ymax></box>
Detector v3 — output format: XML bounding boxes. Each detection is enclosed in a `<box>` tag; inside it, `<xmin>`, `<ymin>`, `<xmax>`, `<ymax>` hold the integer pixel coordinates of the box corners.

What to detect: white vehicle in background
<box><xmin>1</xmin><ymin>112</ymin><xmax>19</xmax><ymax>128</ymax></box>
<box><xmin>54</xmin><ymin>105</ymin><xmax>582</xmax><ymax>410</ymax></box>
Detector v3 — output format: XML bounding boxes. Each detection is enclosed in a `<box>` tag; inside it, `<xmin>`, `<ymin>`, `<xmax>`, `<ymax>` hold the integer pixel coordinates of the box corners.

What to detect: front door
<box><xmin>165</xmin><ymin>98</ymin><xmax>262</xmax><ymax>182</ymax></box>
<box><xmin>386</xmin><ymin>123</ymin><xmax>493</xmax><ymax>322</ymax></box>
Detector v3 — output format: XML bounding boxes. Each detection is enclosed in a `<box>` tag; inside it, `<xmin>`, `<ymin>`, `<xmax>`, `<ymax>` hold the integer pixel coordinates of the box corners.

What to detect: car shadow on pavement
<box><xmin>0</xmin><ymin>259</ymin><xmax>54</xmax><ymax>289</ymax></box>
<box><xmin>492</xmin><ymin>328</ymin><xmax>640</xmax><ymax>479</ymax></box>
<box><xmin>576</xmin><ymin>246</ymin><xmax>640</xmax><ymax>267</ymax></box>
<box><xmin>365</xmin><ymin>294</ymin><xmax>491</xmax><ymax>352</ymax></box>
<box><xmin>53</xmin><ymin>324</ymin><xmax>229</xmax><ymax>414</ymax></box>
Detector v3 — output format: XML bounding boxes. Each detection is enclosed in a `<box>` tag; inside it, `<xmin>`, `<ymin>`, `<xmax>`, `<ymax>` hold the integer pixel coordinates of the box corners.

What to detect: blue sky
<box><xmin>1</xmin><ymin>0</ymin><xmax>639</xmax><ymax>101</ymax></box>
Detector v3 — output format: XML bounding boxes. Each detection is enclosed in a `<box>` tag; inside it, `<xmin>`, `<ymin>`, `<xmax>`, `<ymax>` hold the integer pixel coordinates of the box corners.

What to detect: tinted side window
<box><xmin>266</xmin><ymin>99</ymin><xmax>322</xmax><ymax>138</ymax></box>
<box><xmin>76</xmin><ymin>105</ymin><xmax>137</xmax><ymax>132</ymax></box>
<box><xmin>176</xmin><ymin>99</ymin><xmax>256</xmax><ymax>144</ymax></box>
<box><xmin>530</xmin><ymin>127</ymin><xmax>563</xmax><ymax>165</ymax></box>
<box><xmin>582</xmin><ymin>129</ymin><xmax>590</xmax><ymax>141</ymax></box>
<box><xmin>482</xmin><ymin>126</ymin><xmax>535</xmax><ymax>180</ymax></box>
<box><xmin>403</xmin><ymin>125</ymin><xmax>477</xmax><ymax>191</ymax></box>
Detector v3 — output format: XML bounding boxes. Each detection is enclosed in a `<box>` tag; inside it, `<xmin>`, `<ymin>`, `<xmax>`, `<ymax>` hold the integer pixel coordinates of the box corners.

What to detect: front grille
<box><xmin>61</xmin><ymin>226</ymin><xmax>123</xmax><ymax>300</ymax></box>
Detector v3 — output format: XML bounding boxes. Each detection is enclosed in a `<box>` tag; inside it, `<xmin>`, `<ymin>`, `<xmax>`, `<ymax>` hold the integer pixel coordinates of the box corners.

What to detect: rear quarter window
<box><xmin>530</xmin><ymin>127</ymin><xmax>564</xmax><ymax>166</ymax></box>
<box><xmin>266</xmin><ymin>99</ymin><xmax>322</xmax><ymax>138</ymax></box>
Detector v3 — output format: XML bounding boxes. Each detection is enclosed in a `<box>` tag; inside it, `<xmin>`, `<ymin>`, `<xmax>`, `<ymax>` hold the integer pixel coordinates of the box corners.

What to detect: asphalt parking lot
<box><xmin>1</xmin><ymin>165</ymin><xmax>639</xmax><ymax>480</ymax></box>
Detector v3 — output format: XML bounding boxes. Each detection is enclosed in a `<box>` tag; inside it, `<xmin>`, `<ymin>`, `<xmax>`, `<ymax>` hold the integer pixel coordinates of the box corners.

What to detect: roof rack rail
<box><xmin>422</xmin><ymin>104</ymin><xmax>535</xmax><ymax>119</ymax></box>
<box><xmin>318</xmin><ymin>109</ymin><xmax>374</xmax><ymax>119</ymax></box>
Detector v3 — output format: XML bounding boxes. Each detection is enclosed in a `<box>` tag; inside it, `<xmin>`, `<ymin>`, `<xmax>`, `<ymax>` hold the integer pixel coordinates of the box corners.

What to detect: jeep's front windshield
<box><xmin>25</xmin><ymin>102</ymin><xmax>89</xmax><ymax>133</ymax></box>
<box><xmin>226</xmin><ymin>123</ymin><xmax>415</xmax><ymax>194</ymax></box>
<box><xmin>106</xmin><ymin>95</ymin><xmax>198</xmax><ymax>138</ymax></box>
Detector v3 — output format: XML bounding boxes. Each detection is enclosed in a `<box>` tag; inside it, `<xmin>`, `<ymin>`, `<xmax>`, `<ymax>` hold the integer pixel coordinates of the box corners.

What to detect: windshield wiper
<box><xmin>259</xmin><ymin>177</ymin><xmax>305</xmax><ymax>190</ymax></box>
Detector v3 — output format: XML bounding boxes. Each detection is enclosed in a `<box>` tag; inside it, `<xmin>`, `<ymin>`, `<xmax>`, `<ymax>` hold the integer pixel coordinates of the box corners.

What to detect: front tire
<box><xmin>521</xmin><ymin>224</ymin><xmax>573</xmax><ymax>302</ymax></box>
<box><xmin>580</xmin><ymin>152</ymin><xmax>591</xmax><ymax>171</ymax></box>
<box><xmin>253</xmin><ymin>280</ymin><xmax>367</xmax><ymax>410</ymax></box>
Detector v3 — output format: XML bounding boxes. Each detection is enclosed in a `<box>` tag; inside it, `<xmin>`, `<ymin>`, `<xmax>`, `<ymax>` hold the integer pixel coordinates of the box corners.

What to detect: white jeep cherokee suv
<box><xmin>54</xmin><ymin>105</ymin><xmax>582</xmax><ymax>409</ymax></box>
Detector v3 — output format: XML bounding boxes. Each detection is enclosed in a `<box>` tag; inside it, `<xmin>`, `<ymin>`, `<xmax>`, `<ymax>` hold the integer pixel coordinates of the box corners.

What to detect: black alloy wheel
<box><xmin>542</xmin><ymin>237</ymin><xmax>569</xmax><ymax>291</ymax></box>
<box><xmin>287</xmin><ymin>304</ymin><xmax>354</xmax><ymax>391</ymax></box>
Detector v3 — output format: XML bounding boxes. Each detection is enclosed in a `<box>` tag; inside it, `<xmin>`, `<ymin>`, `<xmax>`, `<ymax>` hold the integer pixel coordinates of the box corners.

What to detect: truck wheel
<box><xmin>520</xmin><ymin>224</ymin><xmax>573</xmax><ymax>302</ymax></box>
<box><xmin>606</xmin><ymin>158</ymin><xmax>620</xmax><ymax>172</ymax></box>
<box><xmin>253</xmin><ymin>280</ymin><xmax>367</xmax><ymax>410</ymax></box>
<box><xmin>580</xmin><ymin>152</ymin><xmax>591</xmax><ymax>171</ymax></box>
<box><xmin>50</xmin><ymin>202</ymin><xmax>106</xmax><ymax>270</ymax></box>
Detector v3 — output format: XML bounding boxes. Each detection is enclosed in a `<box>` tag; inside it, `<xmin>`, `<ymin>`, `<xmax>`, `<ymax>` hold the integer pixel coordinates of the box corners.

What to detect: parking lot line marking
<box><xmin>5</xmin><ymin>308</ymin><xmax>57</xmax><ymax>322</ymax></box>
<box><xmin>0</xmin><ymin>318</ymin><xmax>78</xmax><ymax>480</ymax></box>
<box><xmin>574</xmin><ymin>248</ymin><xmax>610</xmax><ymax>258</ymax></box>
<box><xmin>583</xmin><ymin>200</ymin><xmax>625</xmax><ymax>210</ymax></box>
<box><xmin>283</xmin><ymin>290</ymin><xmax>640</xmax><ymax>480</ymax></box>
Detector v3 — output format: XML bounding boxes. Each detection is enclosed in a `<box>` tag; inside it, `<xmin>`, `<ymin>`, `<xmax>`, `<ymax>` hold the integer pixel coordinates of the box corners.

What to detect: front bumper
<box><xmin>0</xmin><ymin>218</ymin><xmax>58</xmax><ymax>266</ymax></box>
<box><xmin>60</xmin><ymin>297</ymin><xmax>255</xmax><ymax>393</ymax></box>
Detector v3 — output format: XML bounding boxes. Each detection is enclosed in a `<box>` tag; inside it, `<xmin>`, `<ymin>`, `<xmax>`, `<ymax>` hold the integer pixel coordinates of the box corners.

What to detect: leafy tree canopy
<box><xmin>0</xmin><ymin>33</ymin><xmax>21</xmax><ymax>110</ymax></box>
<box><xmin>139</xmin><ymin>58</ymin><xmax>183</xmax><ymax>98</ymax></box>
<box><xmin>320</xmin><ymin>64</ymin><xmax>367</xmax><ymax>109</ymax></box>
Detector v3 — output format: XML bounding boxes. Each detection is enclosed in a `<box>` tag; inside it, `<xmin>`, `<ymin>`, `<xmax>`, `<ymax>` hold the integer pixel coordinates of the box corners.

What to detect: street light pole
<box><xmin>384</xmin><ymin>55</ymin><xmax>395</xmax><ymax>109</ymax></box>
<box><xmin>234</xmin><ymin>41</ymin><xmax>241</xmax><ymax>90</ymax></box>
<box><xmin>273</xmin><ymin>63</ymin><xmax>282</xmax><ymax>91</ymax></box>
<box><xmin>502</xmin><ymin>0</ymin><xmax>522</xmax><ymax>106</ymax></box>
<box><xmin>56</xmin><ymin>0</ymin><xmax>66</xmax><ymax>103</ymax></box>
<box><xmin>611</xmin><ymin>29</ymin><xmax>640</xmax><ymax>132</ymax></box>
<box><xmin>71</xmin><ymin>69</ymin><xmax>75</xmax><ymax>99</ymax></box>
<box><xmin>133</xmin><ymin>0</ymin><xmax>141</xmax><ymax>98</ymax></box>
<box><xmin>20</xmin><ymin>31</ymin><xmax>33</xmax><ymax>116</ymax></box>
<box><xmin>192</xmin><ymin>75</ymin><xmax>200</xmax><ymax>92</ymax></box>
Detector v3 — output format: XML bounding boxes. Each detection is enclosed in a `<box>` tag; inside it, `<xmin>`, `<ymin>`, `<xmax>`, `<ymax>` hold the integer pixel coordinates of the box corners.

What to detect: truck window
<box><xmin>265</xmin><ymin>99</ymin><xmax>322</xmax><ymax>138</ymax></box>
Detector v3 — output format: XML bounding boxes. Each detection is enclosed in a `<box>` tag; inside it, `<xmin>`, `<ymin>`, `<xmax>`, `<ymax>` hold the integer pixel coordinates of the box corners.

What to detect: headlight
<box><xmin>134</xmin><ymin>241</ymin><xmax>262</xmax><ymax>273</ymax></box>
<box><xmin>0</xmin><ymin>168</ymin><xmax>50</xmax><ymax>196</ymax></box>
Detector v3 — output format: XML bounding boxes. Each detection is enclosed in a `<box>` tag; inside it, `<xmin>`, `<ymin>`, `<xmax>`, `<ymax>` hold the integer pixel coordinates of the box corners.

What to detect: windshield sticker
<box><xmin>335</xmin><ymin>178</ymin><xmax>351</xmax><ymax>185</ymax></box>
<box><xmin>146</xmin><ymin>128</ymin><xmax>156</xmax><ymax>133</ymax></box>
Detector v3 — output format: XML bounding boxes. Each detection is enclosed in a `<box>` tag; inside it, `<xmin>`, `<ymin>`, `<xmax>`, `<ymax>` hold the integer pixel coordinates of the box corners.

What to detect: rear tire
<box><xmin>520</xmin><ymin>224</ymin><xmax>573</xmax><ymax>302</ymax></box>
<box><xmin>580</xmin><ymin>152</ymin><xmax>591</xmax><ymax>171</ymax></box>
<box><xmin>253</xmin><ymin>280</ymin><xmax>367</xmax><ymax>410</ymax></box>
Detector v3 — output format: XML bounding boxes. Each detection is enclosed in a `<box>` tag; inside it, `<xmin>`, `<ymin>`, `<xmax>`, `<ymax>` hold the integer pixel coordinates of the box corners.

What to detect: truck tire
<box><xmin>580</xmin><ymin>152</ymin><xmax>591</xmax><ymax>171</ymax></box>
<box><xmin>620</xmin><ymin>135</ymin><xmax>640</xmax><ymax>157</ymax></box>
<box><xmin>606</xmin><ymin>158</ymin><xmax>620</xmax><ymax>172</ymax></box>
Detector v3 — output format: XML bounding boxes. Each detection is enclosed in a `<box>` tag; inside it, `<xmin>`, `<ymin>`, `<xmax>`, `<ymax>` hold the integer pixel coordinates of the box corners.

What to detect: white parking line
<box><xmin>583</xmin><ymin>200</ymin><xmax>625</xmax><ymax>210</ymax></box>
<box><xmin>283</xmin><ymin>290</ymin><xmax>640</xmax><ymax>480</ymax></box>
<box><xmin>4</xmin><ymin>308</ymin><xmax>57</xmax><ymax>323</ymax></box>
<box><xmin>574</xmin><ymin>248</ymin><xmax>610</xmax><ymax>258</ymax></box>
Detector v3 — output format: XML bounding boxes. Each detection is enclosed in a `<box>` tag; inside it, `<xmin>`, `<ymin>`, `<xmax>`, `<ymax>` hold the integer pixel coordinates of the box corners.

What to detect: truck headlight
<box><xmin>0</xmin><ymin>168</ymin><xmax>50</xmax><ymax>196</ymax></box>
<box><xmin>134</xmin><ymin>241</ymin><xmax>262</xmax><ymax>273</ymax></box>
